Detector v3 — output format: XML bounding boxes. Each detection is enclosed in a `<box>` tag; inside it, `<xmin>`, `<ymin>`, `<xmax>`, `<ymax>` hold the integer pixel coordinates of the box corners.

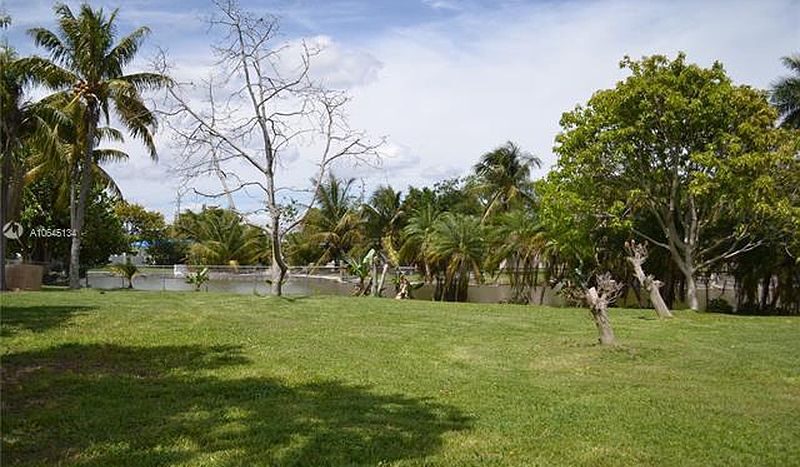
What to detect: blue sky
<box><xmin>2</xmin><ymin>0</ymin><xmax>799</xmax><ymax>221</ymax></box>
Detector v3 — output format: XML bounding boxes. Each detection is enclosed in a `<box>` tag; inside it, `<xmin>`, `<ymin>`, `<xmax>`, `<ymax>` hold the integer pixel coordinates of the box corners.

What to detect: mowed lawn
<box><xmin>1</xmin><ymin>291</ymin><xmax>799</xmax><ymax>466</ymax></box>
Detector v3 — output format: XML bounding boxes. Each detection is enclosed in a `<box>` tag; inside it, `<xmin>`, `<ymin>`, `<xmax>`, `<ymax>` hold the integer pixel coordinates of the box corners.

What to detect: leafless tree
<box><xmin>157</xmin><ymin>0</ymin><xmax>381</xmax><ymax>295</ymax></box>
<box><xmin>625</xmin><ymin>240</ymin><xmax>673</xmax><ymax>318</ymax></box>
<box><xmin>563</xmin><ymin>272</ymin><xmax>624</xmax><ymax>345</ymax></box>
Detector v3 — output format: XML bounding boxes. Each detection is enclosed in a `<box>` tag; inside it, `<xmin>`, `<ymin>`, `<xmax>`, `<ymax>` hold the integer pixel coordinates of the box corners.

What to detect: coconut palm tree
<box><xmin>25</xmin><ymin>3</ymin><xmax>170</xmax><ymax>288</ymax></box>
<box><xmin>771</xmin><ymin>54</ymin><xmax>800</xmax><ymax>129</ymax></box>
<box><xmin>304</xmin><ymin>174</ymin><xmax>363</xmax><ymax>270</ymax></box>
<box><xmin>472</xmin><ymin>141</ymin><xmax>540</xmax><ymax>221</ymax></box>
<box><xmin>428</xmin><ymin>213</ymin><xmax>485</xmax><ymax>302</ymax></box>
<box><xmin>399</xmin><ymin>201</ymin><xmax>440</xmax><ymax>282</ymax></box>
<box><xmin>25</xmin><ymin>96</ymin><xmax>130</xmax><ymax>206</ymax></box>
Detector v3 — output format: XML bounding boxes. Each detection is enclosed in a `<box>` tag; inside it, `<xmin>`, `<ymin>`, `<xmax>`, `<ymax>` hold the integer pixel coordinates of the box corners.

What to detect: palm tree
<box><xmin>176</xmin><ymin>208</ymin><xmax>266</xmax><ymax>266</ymax></box>
<box><xmin>399</xmin><ymin>201</ymin><xmax>440</xmax><ymax>282</ymax></box>
<box><xmin>109</xmin><ymin>257</ymin><xmax>138</xmax><ymax>289</ymax></box>
<box><xmin>771</xmin><ymin>54</ymin><xmax>800</xmax><ymax>129</ymax></box>
<box><xmin>472</xmin><ymin>141</ymin><xmax>540</xmax><ymax>220</ymax></box>
<box><xmin>486</xmin><ymin>209</ymin><xmax>546</xmax><ymax>304</ymax></box>
<box><xmin>428</xmin><ymin>213</ymin><xmax>485</xmax><ymax>301</ymax></box>
<box><xmin>304</xmin><ymin>174</ymin><xmax>363</xmax><ymax>270</ymax></box>
<box><xmin>25</xmin><ymin>3</ymin><xmax>170</xmax><ymax>288</ymax></box>
<box><xmin>363</xmin><ymin>185</ymin><xmax>404</xmax><ymax>248</ymax></box>
<box><xmin>0</xmin><ymin>34</ymin><xmax>60</xmax><ymax>290</ymax></box>
<box><xmin>26</xmin><ymin>97</ymin><xmax>130</xmax><ymax>206</ymax></box>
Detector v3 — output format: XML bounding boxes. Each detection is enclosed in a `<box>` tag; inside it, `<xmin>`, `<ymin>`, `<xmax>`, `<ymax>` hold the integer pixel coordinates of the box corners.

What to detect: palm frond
<box><xmin>106</xmin><ymin>27</ymin><xmax>150</xmax><ymax>74</ymax></box>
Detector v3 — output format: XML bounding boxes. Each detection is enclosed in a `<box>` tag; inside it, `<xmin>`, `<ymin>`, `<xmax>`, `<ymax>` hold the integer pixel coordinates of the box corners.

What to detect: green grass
<box><xmin>1</xmin><ymin>290</ymin><xmax>799</xmax><ymax>466</ymax></box>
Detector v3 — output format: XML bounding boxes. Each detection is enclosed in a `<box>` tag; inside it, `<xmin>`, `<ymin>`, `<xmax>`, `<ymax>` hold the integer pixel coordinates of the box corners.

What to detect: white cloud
<box><xmin>21</xmin><ymin>0</ymin><xmax>796</xmax><ymax>222</ymax></box>
<box><xmin>345</xmin><ymin>0</ymin><xmax>798</xmax><ymax>190</ymax></box>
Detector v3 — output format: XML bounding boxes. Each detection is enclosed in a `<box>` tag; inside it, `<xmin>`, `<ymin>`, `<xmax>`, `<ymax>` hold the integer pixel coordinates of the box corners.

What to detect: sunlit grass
<box><xmin>2</xmin><ymin>290</ymin><xmax>799</xmax><ymax>466</ymax></box>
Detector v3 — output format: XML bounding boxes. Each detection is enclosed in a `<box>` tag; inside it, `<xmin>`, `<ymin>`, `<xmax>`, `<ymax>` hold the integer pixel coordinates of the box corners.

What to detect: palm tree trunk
<box><xmin>0</xmin><ymin>153</ymin><xmax>9</xmax><ymax>292</ymax></box>
<box><xmin>69</xmin><ymin>108</ymin><xmax>97</xmax><ymax>289</ymax></box>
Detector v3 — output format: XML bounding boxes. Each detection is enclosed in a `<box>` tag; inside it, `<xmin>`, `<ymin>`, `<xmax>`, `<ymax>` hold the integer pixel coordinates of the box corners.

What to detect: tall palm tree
<box><xmin>771</xmin><ymin>53</ymin><xmax>800</xmax><ymax>129</ymax></box>
<box><xmin>428</xmin><ymin>213</ymin><xmax>485</xmax><ymax>302</ymax></box>
<box><xmin>304</xmin><ymin>174</ymin><xmax>363</xmax><ymax>269</ymax></box>
<box><xmin>25</xmin><ymin>3</ymin><xmax>170</xmax><ymax>288</ymax></box>
<box><xmin>472</xmin><ymin>141</ymin><xmax>540</xmax><ymax>221</ymax></box>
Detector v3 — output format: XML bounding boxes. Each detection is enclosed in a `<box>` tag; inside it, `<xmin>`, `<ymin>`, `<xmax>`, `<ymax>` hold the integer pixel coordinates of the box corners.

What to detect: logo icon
<box><xmin>3</xmin><ymin>221</ymin><xmax>23</xmax><ymax>240</ymax></box>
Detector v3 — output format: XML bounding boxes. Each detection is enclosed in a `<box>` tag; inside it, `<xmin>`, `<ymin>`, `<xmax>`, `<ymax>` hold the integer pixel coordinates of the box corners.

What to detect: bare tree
<box><xmin>562</xmin><ymin>272</ymin><xmax>624</xmax><ymax>345</ymax></box>
<box><xmin>584</xmin><ymin>273</ymin><xmax>624</xmax><ymax>345</ymax></box>
<box><xmin>158</xmin><ymin>0</ymin><xmax>380</xmax><ymax>295</ymax></box>
<box><xmin>625</xmin><ymin>240</ymin><xmax>673</xmax><ymax>318</ymax></box>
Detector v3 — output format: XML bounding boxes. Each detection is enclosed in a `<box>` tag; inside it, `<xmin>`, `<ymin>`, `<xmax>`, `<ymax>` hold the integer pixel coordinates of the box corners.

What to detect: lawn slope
<box><xmin>1</xmin><ymin>290</ymin><xmax>799</xmax><ymax>466</ymax></box>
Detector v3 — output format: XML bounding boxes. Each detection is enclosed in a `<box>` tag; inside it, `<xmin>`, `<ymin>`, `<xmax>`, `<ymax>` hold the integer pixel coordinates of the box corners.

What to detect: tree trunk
<box><xmin>270</xmin><ymin>217</ymin><xmax>286</xmax><ymax>296</ymax></box>
<box><xmin>685</xmin><ymin>273</ymin><xmax>699</xmax><ymax>311</ymax></box>
<box><xmin>69</xmin><ymin>158</ymin><xmax>94</xmax><ymax>289</ymax></box>
<box><xmin>593</xmin><ymin>305</ymin><xmax>616</xmax><ymax>345</ymax></box>
<box><xmin>69</xmin><ymin>107</ymin><xmax>98</xmax><ymax>290</ymax></box>
<box><xmin>586</xmin><ymin>287</ymin><xmax>615</xmax><ymax>345</ymax></box>
<box><xmin>377</xmin><ymin>263</ymin><xmax>389</xmax><ymax>297</ymax></box>
<box><xmin>371</xmin><ymin>257</ymin><xmax>379</xmax><ymax>296</ymax></box>
<box><xmin>647</xmin><ymin>279</ymin><xmax>672</xmax><ymax>318</ymax></box>
<box><xmin>628</xmin><ymin>257</ymin><xmax>673</xmax><ymax>318</ymax></box>
<box><xmin>0</xmin><ymin>153</ymin><xmax>8</xmax><ymax>292</ymax></box>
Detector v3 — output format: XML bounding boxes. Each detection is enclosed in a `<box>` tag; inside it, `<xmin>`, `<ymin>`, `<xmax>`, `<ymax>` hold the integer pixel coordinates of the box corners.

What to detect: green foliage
<box><xmin>25</xmin><ymin>3</ymin><xmax>171</xmax><ymax>159</ymax></box>
<box><xmin>146</xmin><ymin>236</ymin><xmax>189</xmax><ymax>265</ymax></box>
<box><xmin>363</xmin><ymin>185</ymin><xmax>404</xmax><ymax>249</ymax></box>
<box><xmin>301</xmin><ymin>174</ymin><xmax>363</xmax><ymax>267</ymax></box>
<box><xmin>399</xmin><ymin>201</ymin><xmax>441</xmax><ymax>280</ymax></box>
<box><xmin>428</xmin><ymin>213</ymin><xmax>485</xmax><ymax>301</ymax></box>
<box><xmin>485</xmin><ymin>208</ymin><xmax>545</xmax><ymax>304</ymax></box>
<box><xmin>346</xmin><ymin>248</ymin><xmax>375</xmax><ymax>295</ymax></box>
<box><xmin>706</xmin><ymin>298</ymin><xmax>734</xmax><ymax>314</ymax></box>
<box><xmin>13</xmin><ymin>179</ymin><xmax>127</xmax><ymax>272</ymax></box>
<box><xmin>114</xmin><ymin>200</ymin><xmax>166</xmax><ymax>244</ymax></box>
<box><xmin>549</xmin><ymin>52</ymin><xmax>800</xmax><ymax>309</ymax></box>
<box><xmin>471</xmin><ymin>141</ymin><xmax>539</xmax><ymax>219</ymax></box>
<box><xmin>108</xmin><ymin>258</ymin><xmax>138</xmax><ymax>288</ymax></box>
<box><xmin>185</xmin><ymin>267</ymin><xmax>209</xmax><ymax>291</ymax></box>
<box><xmin>770</xmin><ymin>53</ymin><xmax>800</xmax><ymax>129</ymax></box>
<box><xmin>175</xmin><ymin>208</ymin><xmax>267</xmax><ymax>266</ymax></box>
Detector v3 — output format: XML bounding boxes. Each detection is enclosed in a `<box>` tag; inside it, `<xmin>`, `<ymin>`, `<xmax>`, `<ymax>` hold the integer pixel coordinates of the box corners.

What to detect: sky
<box><xmin>2</xmin><ymin>0</ymin><xmax>799</xmax><ymax>222</ymax></box>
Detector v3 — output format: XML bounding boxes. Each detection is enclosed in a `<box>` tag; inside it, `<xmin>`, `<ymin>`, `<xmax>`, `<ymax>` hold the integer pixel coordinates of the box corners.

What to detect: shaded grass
<box><xmin>1</xmin><ymin>290</ymin><xmax>799</xmax><ymax>466</ymax></box>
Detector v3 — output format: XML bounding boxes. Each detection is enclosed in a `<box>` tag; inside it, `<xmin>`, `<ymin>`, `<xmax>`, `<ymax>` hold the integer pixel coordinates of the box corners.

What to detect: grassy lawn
<box><xmin>1</xmin><ymin>291</ymin><xmax>799</xmax><ymax>466</ymax></box>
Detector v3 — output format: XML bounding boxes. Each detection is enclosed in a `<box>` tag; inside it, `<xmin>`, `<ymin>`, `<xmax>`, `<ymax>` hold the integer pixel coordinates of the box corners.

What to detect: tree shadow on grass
<box><xmin>1</xmin><ymin>344</ymin><xmax>472</xmax><ymax>466</ymax></box>
<box><xmin>0</xmin><ymin>305</ymin><xmax>94</xmax><ymax>337</ymax></box>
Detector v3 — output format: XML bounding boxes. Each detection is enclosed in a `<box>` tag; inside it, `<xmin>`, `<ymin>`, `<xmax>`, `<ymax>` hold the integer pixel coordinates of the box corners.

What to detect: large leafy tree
<box><xmin>114</xmin><ymin>200</ymin><xmax>166</xmax><ymax>245</ymax></box>
<box><xmin>553</xmin><ymin>53</ymin><xmax>800</xmax><ymax>310</ymax></box>
<box><xmin>771</xmin><ymin>53</ymin><xmax>800</xmax><ymax>129</ymax></box>
<box><xmin>25</xmin><ymin>3</ymin><xmax>169</xmax><ymax>288</ymax></box>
